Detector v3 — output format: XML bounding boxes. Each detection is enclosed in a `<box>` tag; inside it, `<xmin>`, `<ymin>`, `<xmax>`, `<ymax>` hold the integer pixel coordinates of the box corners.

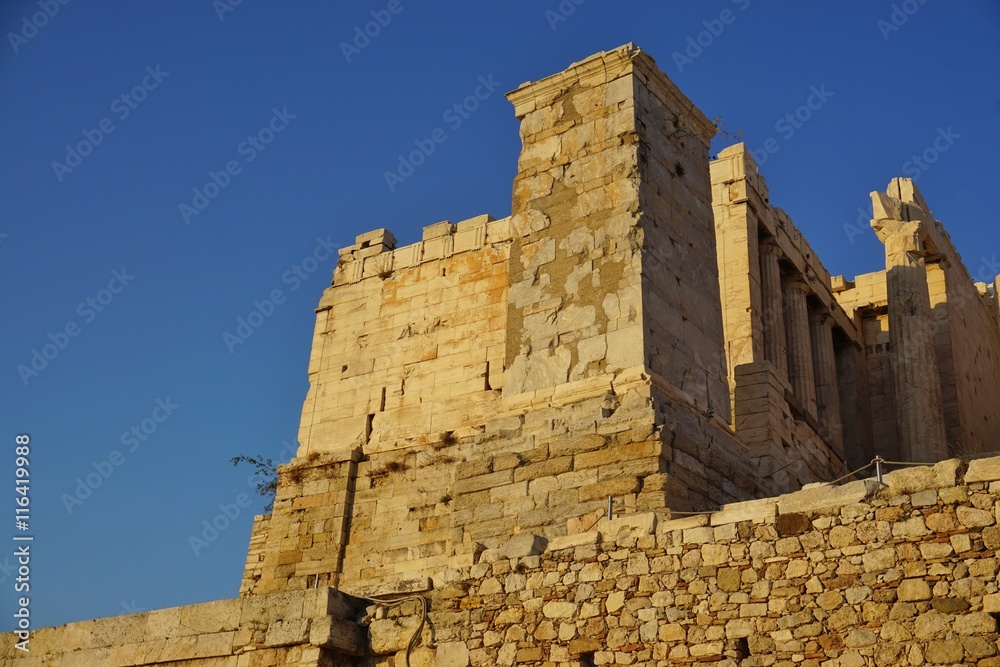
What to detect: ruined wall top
<box><xmin>506</xmin><ymin>43</ymin><xmax>717</xmax><ymax>143</ymax></box>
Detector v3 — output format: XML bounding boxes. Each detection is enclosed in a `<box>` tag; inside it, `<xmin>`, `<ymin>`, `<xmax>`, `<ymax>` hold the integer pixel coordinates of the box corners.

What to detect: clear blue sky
<box><xmin>1</xmin><ymin>1</ymin><xmax>998</xmax><ymax>630</ymax></box>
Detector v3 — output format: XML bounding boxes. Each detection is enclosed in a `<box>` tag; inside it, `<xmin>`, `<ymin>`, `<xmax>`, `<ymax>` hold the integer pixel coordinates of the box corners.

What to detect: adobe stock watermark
<box><xmin>901</xmin><ymin>127</ymin><xmax>959</xmax><ymax>181</ymax></box>
<box><xmin>844</xmin><ymin>127</ymin><xmax>959</xmax><ymax>243</ymax></box>
<box><xmin>750</xmin><ymin>84</ymin><xmax>834</xmax><ymax>167</ymax></box>
<box><xmin>222</xmin><ymin>236</ymin><xmax>340</xmax><ymax>352</ymax></box>
<box><xmin>178</xmin><ymin>107</ymin><xmax>295</xmax><ymax>224</ymax></box>
<box><xmin>340</xmin><ymin>0</ymin><xmax>411</xmax><ymax>64</ymax></box>
<box><xmin>60</xmin><ymin>397</ymin><xmax>180</xmax><ymax>514</ymax></box>
<box><xmin>384</xmin><ymin>74</ymin><xmax>502</xmax><ymax>192</ymax></box>
<box><xmin>973</xmin><ymin>255</ymin><xmax>1000</xmax><ymax>285</ymax></box>
<box><xmin>7</xmin><ymin>0</ymin><xmax>71</xmax><ymax>54</ymax></box>
<box><xmin>843</xmin><ymin>203</ymin><xmax>876</xmax><ymax>245</ymax></box>
<box><xmin>51</xmin><ymin>66</ymin><xmax>169</xmax><ymax>182</ymax></box>
<box><xmin>17</xmin><ymin>268</ymin><xmax>135</xmax><ymax>386</ymax></box>
<box><xmin>545</xmin><ymin>0</ymin><xmax>587</xmax><ymax>31</ymax></box>
<box><xmin>120</xmin><ymin>600</ymin><xmax>144</xmax><ymax>615</ymax></box>
<box><xmin>188</xmin><ymin>439</ymin><xmax>296</xmax><ymax>556</ymax></box>
<box><xmin>672</xmin><ymin>0</ymin><xmax>751</xmax><ymax>73</ymax></box>
<box><xmin>213</xmin><ymin>0</ymin><xmax>244</xmax><ymax>21</ymax></box>
<box><xmin>877</xmin><ymin>0</ymin><xmax>930</xmax><ymax>41</ymax></box>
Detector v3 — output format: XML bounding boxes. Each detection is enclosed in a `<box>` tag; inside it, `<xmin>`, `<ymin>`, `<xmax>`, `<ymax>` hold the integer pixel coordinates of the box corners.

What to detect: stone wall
<box><xmin>833</xmin><ymin>272</ymin><xmax>893</xmax><ymax>464</ymax></box>
<box><xmin>242</xmin><ymin>367</ymin><xmax>756</xmax><ymax>597</ymax></box>
<box><xmin>0</xmin><ymin>588</ymin><xmax>366</xmax><ymax>666</ymax></box>
<box><xmin>360</xmin><ymin>455</ymin><xmax>1000</xmax><ymax>667</ymax></box>
<box><xmin>297</xmin><ymin>216</ymin><xmax>511</xmax><ymax>458</ymax></box>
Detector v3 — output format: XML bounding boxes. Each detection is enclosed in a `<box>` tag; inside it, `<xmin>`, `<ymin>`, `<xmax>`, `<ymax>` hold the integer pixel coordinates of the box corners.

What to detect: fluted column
<box><xmin>782</xmin><ymin>277</ymin><xmax>817</xmax><ymax>417</ymax></box>
<box><xmin>759</xmin><ymin>241</ymin><xmax>788</xmax><ymax>379</ymax></box>
<box><xmin>874</xmin><ymin>219</ymin><xmax>947</xmax><ymax>461</ymax></box>
<box><xmin>810</xmin><ymin>310</ymin><xmax>843</xmax><ymax>454</ymax></box>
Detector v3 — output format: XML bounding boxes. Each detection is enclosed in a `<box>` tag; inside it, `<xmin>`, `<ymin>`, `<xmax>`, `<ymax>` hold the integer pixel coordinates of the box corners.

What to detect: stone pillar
<box><xmin>782</xmin><ymin>277</ymin><xmax>817</xmax><ymax>417</ymax></box>
<box><xmin>873</xmin><ymin>218</ymin><xmax>948</xmax><ymax>462</ymax></box>
<box><xmin>758</xmin><ymin>241</ymin><xmax>788</xmax><ymax>379</ymax></box>
<box><xmin>809</xmin><ymin>310</ymin><xmax>843</xmax><ymax>454</ymax></box>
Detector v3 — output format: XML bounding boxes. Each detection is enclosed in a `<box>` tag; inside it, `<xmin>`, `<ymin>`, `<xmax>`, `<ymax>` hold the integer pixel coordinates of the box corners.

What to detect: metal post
<box><xmin>875</xmin><ymin>456</ymin><xmax>883</xmax><ymax>485</ymax></box>
<box><xmin>607</xmin><ymin>496</ymin><xmax>614</xmax><ymax>521</ymax></box>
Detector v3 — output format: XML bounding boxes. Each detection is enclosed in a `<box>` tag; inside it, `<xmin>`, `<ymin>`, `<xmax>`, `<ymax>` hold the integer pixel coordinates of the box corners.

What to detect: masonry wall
<box><xmin>834</xmin><ymin>272</ymin><xmax>897</xmax><ymax>463</ymax></box>
<box><xmin>0</xmin><ymin>588</ymin><xmax>366</xmax><ymax>666</ymax></box>
<box><xmin>927</xmin><ymin>246</ymin><xmax>1000</xmax><ymax>455</ymax></box>
<box><xmin>297</xmin><ymin>216</ymin><xmax>511</xmax><ymax>458</ymax></box>
<box><xmin>360</xmin><ymin>455</ymin><xmax>1000</xmax><ymax>667</ymax></box>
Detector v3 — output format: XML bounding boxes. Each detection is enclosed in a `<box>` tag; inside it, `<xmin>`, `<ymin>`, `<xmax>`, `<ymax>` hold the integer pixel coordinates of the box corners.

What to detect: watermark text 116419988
<box><xmin>13</xmin><ymin>434</ymin><xmax>33</xmax><ymax>653</ymax></box>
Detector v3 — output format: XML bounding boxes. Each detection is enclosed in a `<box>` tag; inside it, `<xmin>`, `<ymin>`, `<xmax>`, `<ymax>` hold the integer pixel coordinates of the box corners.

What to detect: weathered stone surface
<box><xmin>966</xmin><ymin>458</ymin><xmax>1000</xmax><ymax>483</ymax></box>
<box><xmin>498</xmin><ymin>533</ymin><xmax>548</xmax><ymax>558</ymax></box>
<box><xmin>957</xmin><ymin>506</ymin><xmax>995</xmax><ymax>527</ymax></box>
<box><xmin>775</xmin><ymin>512</ymin><xmax>811</xmax><ymax>536</ymax></box>
<box><xmin>896</xmin><ymin>579</ymin><xmax>932</xmax><ymax>602</ymax></box>
<box><xmin>777</xmin><ymin>480</ymin><xmax>878</xmax><ymax>515</ymax></box>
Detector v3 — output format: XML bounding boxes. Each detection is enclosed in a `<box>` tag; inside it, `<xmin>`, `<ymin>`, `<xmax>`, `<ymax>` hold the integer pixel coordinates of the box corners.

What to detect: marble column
<box><xmin>759</xmin><ymin>241</ymin><xmax>788</xmax><ymax>379</ymax></box>
<box><xmin>782</xmin><ymin>277</ymin><xmax>817</xmax><ymax>417</ymax></box>
<box><xmin>874</xmin><ymin>219</ymin><xmax>948</xmax><ymax>462</ymax></box>
<box><xmin>810</xmin><ymin>310</ymin><xmax>844</xmax><ymax>454</ymax></box>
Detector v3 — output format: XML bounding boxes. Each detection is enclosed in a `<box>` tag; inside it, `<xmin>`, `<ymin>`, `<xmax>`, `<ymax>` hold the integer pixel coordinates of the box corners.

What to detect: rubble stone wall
<box><xmin>363</xmin><ymin>456</ymin><xmax>1000</xmax><ymax>667</ymax></box>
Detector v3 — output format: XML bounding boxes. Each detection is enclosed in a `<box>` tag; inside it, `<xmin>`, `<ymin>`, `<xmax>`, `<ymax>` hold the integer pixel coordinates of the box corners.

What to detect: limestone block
<box><xmin>965</xmin><ymin>456</ymin><xmax>1000</xmax><ymax>483</ymax></box>
<box><xmin>498</xmin><ymin>533</ymin><xmax>548</xmax><ymax>558</ymax></box>
<box><xmin>956</xmin><ymin>506</ymin><xmax>995</xmax><ymax>528</ymax></box>
<box><xmin>308</xmin><ymin>616</ymin><xmax>366</xmax><ymax>656</ymax></box>
<box><xmin>776</xmin><ymin>479</ymin><xmax>879</xmax><ymax>515</ymax></box>
<box><xmin>356</xmin><ymin>228</ymin><xmax>397</xmax><ymax>249</ymax></box>
<box><xmin>343</xmin><ymin>577</ymin><xmax>432</xmax><ymax>599</ymax></box>
<box><xmin>658</xmin><ymin>515</ymin><xmax>708</xmax><ymax>533</ymax></box>
<box><xmin>882</xmin><ymin>459</ymin><xmax>961</xmax><ymax>493</ymax></box>
<box><xmin>422</xmin><ymin>221</ymin><xmax>454</xmax><ymax>240</ymax></box>
<box><xmin>896</xmin><ymin>579</ymin><xmax>932</xmax><ymax>602</ymax></box>
<box><xmin>542</xmin><ymin>601</ymin><xmax>577</xmax><ymax>618</ymax></box>
<box><xmin>711</xmin><ymin>499</ymin><xmax>777</xmax><ymax>525</ymax></box>
<box><xmin>596</xmin><ymin>512</ymin><xmax>656</xmax><ymax>540</ymax></box>
<box><xmin>545</xmin><ymin>532</ymin><xmax>600</xmax><ymax>552</ymax></box>
<box><xmin>369</xmin><ymin>618</ymin><xmax>423</xmax><ymax>655</ymax></box>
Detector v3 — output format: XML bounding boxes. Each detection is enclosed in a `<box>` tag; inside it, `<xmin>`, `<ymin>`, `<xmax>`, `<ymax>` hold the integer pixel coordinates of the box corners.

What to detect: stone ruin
<box><xmin>6</xmin><ymin>43</ymin><xmax>1000</xmax><ymax>667</ymax></box>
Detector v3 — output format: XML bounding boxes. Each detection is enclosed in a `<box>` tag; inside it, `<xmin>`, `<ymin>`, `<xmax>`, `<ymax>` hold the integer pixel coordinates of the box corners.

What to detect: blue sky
<box><xmin>1</xmin><ymin>1</ymin><xmax>998</xmax><ymax>630</ymax></box>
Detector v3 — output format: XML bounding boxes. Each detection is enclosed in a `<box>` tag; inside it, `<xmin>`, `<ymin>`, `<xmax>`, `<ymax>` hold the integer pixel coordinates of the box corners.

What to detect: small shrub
<box><xmin>383</xmin><ymin>460</ymin><xmax>408</xmax><ymax>473</ymax></box>
<box><xmin>433</xmin><ymin>431</ymin><xmax>458</xmax><ymax>450</ymax></box>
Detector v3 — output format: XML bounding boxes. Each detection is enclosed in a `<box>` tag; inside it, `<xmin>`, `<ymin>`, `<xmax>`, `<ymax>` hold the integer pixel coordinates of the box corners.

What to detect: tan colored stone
<box><xmin>896</xmin><ymin>578</ymin><xmax>932</xmax><ymax>602</ymax></box>
<box><xmin>957</xmin><ymin>505</ymin><xmax>995</xmax><ymax>527</ymax></box>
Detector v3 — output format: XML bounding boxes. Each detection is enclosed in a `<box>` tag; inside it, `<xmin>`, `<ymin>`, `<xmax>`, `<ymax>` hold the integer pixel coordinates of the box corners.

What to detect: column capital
<box><xmin>782</xmin><ymin>276</ymin><xmax>810</xmax><ymax>295</ymax></box>
<box><xmin>759</xmin><ymin>240</ymin><xmax>783</xmax><ymax>258</ymax></box>
<box><xmin>809</xmin><ymin>309</ymin><xmax>835</xmax><ymax>327</ymax></box>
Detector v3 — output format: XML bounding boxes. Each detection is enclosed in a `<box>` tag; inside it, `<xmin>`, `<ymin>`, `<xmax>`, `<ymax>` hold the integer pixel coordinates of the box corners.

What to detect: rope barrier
<box><xmin>824</xmin><ymin>460</ymin><xmax>875</xmax><ymax>486</ymax></box>
<box><xmin>604</xmin><ymin>455</ymin><xmax>939</xmax><ymax>524</ymax></box>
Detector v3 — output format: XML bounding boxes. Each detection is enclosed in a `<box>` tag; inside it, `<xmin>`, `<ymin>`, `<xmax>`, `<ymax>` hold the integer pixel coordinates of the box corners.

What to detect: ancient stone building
<box><xmin>6</xmin><ymin>43</ymin><xmax>1000</xmax><ymax>667</ymax></box>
